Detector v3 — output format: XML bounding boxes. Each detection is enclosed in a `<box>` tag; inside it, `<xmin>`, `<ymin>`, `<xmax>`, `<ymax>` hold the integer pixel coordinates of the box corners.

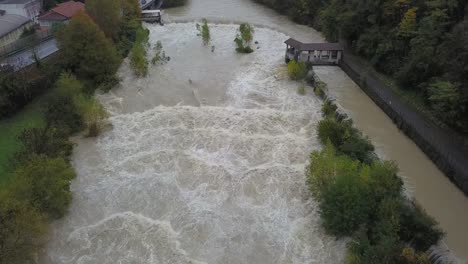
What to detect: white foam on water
<box><xmin>44</xmin><ymin>23</ymin><xmax>346</xmax><ymax>264</ymax></box>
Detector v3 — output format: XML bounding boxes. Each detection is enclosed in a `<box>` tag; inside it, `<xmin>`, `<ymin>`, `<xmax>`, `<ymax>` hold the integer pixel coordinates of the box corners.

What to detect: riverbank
<box><xmin>339</xmin><ymin>57</ymin><xmax>468</xmax><ymax>196</ymax></box>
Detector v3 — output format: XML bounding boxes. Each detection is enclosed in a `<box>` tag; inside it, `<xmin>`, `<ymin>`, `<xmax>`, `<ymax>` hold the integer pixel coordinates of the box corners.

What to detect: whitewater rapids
<box><xmin>43</xmin><ymin>23</ymin><xmax>346</xmax><ymax>264</ymax></box>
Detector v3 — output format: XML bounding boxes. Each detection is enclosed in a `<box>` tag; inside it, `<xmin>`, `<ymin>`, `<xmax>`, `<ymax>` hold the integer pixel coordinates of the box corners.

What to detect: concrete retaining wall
<box><xmin>339</xmin><ymin>58</ymin><xmax>468</xmax><ymax>196</ymax></box>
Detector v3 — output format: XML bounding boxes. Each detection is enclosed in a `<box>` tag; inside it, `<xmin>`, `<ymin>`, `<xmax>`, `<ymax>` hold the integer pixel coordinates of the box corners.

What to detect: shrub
<box><xmin>314</xmin><ymin>80</ymin><xmax>327</xmax><ymax>98</ymax></box>
<box><xmin>287</xmin><ymin>60</ymin><xmax>308</xmax><ymax>80</ymax></box>
<box><xmin>74</xmin><ymin>95</ymin><xmax>107</xmax><ymax>137</ymax></box>
<box><xmin>234</xmin><ymin>23</ymin><xmax>255</xmax><ymax>53</ymax></box>
<box><xmin>151</xmin><ymin>41</ymin><xmax>170</xmax><ymax>65</ymax></box>
<box><xmin>322</xmin><ymin>99</ymin><xmax>338</xmax><ymax>117</ymax></box>
<box><xmin>320</xmin><ymin>166</ymin><xmax>372</xmax><ymax>236</ymax></box>
<box><xmin>13</xmin><ymin>127</ymin><xmax>73</xmax><ymax>166</ymax></box>
<box><xmin>196</xmin><ymin>19</ymin><xmax>211</xmax><ymax>45</ymax></box>
<box><xmin>307</xmin><ymin>142</ymin><xmax>361</xmax><ymax>201</ymax></box>
<box><xmin>0</xmin><ymin>190</ymin><xmax>46</xmax><ymax>264</ymax></box>
<box><xmin>43</xmin><ymin>75</ymin><xmax>84</xmax><ymax>134</ymax></box>
<box><xmin>427</xmin><ymin>80</ymin><xmax>466</xmax><ymax>129</ymax></box>
<box><xmin>9</xmin><ymin>156</ymin><xmax>76</xmax><ymax>219</ymax></box>
<box><xmin>398</xmin><ymin>201</ymin><xmax>444</xmax><ymax>251</ymax></box>
<box><xmin>297</xmin><ymin>86</ymin><xmax>306</xmax><ymax>95</ymax></box>
<box><xmin>318</xmin><ymin>118</ymin><xmax>346</xmax><ymax>146</ymax></box>
<box><xmin>317</xmin><ymin>110</ymin><xmax>375</xmax><ymax>164</ymax></box>
<box><xmin>130</xmin><ymin>27</ymin><xmax>150</xmax><ymax>77</ymax></box>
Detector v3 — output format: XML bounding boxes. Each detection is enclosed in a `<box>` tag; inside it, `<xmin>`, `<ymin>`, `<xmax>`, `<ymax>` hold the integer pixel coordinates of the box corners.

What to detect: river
<box><xmin>43</xmin><ymin>0</ymin><xmax>468</xmax><ymax>262</ymax></box>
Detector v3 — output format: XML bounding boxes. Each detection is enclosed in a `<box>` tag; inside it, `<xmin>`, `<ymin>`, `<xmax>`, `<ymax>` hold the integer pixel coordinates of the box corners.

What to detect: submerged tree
<box><xmin>196</xmin><ymin>19</ymin><xmax>211</xmax><ymax>46</ymax></box>
<box><xmin>234</xmin><ymin>23</ymin><xmax>255</xmax><ymax>53</ymax></box>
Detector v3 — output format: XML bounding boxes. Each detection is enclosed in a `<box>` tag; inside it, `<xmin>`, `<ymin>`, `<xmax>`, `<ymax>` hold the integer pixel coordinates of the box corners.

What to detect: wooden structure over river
<box><xmin>285</xmin><ymin>38</ymin><xmax>343</xmax><ymax>65</ymax></box>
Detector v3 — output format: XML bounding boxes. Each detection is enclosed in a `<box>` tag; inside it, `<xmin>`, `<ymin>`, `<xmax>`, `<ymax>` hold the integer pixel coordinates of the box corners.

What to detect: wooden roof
<box><xmin>284</xmin><ymin>38</ymin><xmax>343</xmax><ymax>51</ymax></box>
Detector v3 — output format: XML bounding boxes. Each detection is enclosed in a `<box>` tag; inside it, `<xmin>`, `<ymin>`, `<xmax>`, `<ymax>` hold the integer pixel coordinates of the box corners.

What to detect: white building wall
<box><xmin>0</xmin><ymin>0</ymin><xmax>41</xmax><ymax>21</ymax></box>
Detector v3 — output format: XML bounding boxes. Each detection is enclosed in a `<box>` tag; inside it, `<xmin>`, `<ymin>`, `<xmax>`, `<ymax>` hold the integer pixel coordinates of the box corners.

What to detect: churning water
<box><xmin>43</xmin><ymin>24</ymin><xmax>346</xmax><ymax>264</ymax></box>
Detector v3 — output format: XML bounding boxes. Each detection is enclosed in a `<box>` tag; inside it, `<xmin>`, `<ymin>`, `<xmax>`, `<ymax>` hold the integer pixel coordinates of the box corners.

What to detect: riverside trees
<box><xmin>255</xmin><ymin>0</ymin><xmax>468</xmax><ymax>134</ymax></box>
<box><xmin>305</xmin><ymin>80</ymin><xmax>443</xmax><ymax>264</ymax></box>
<box><xmin>57</xmin><ymin>12</ymin><xmax>121</xmax><ymax>89</ymax></box>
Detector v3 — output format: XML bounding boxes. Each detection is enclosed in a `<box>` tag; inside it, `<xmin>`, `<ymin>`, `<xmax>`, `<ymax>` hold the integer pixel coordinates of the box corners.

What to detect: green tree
<box><xmin>10</xmin><ymin>156</ymin><xmax>76</xmax><ymax>219</ymax></box>
<box><xmin>287</xmin><ymin>60</ymin><xmax>308</xmax><ymax>80</ymax></box>
<box><xmin>57</xmin><ymin>12</ymin><xmax>121</xmax><ymax>87</ymax></box>
<box><xmin>427</xmin><ymin>81</ymin><xmax>464</xmax><ymax>122</ymax></box>
<box><xmin>234</xmin><ymin>23</ymin><xmax>255</xmax><ymax>53</ymax></box>
<box><xmin>0</xmin><ymin>191</ymin><xmax>46</xmax><ymax>264</ymax></box>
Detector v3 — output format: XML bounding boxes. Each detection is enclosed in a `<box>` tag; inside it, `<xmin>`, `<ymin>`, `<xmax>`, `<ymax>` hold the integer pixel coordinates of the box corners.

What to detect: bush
<box><xmin>151</xmin><ymin>41</ymin><xmax>170</xmax><ymax>65</ymax></box>
<box><xmin>12</xmin><ymin>127</ymin><xmax>73</xmax><ymax>167</ymax></box>
<box><xmin>322</xmin><ymin>99</ymin><xmax>338</xmax><ymax>117</ymax></box>
<box><xmin>287</xmin><ymin>60</ymin><xmax>308</xmax><ymax>80</ymax></box>
<box><xmin>318</xmin><ymin>105</ymin><xmax>376</xmax><ymax>164</ymax></box>
<box><xmin>130</xmin><ymin>27</ymin><xmax>150</xmax><ymax>77</ymax></box>
<box><xmin>0</xmin><ymin>63</ymin><xmax>60</xmax><ymax>119</ymax></box>
<box><xmin>427</xmin><ymin>80</ymin><xmax>466</xmax><ymax>129</ymax></box>
<box><xmin>234</xmin><ymin>23</ymin><xmax>255</xmax><ymax>53</ymax></box>
<box><xmin>313</xmin><ymin>80</ymin><xmax>327</xmax><ymax>98</ymax></box>
<box><xmin>320</xmin><ymin>162</ymin><xmax>372</xmax><ymax>236</ymax></box>
<box><xmin>318</xmin><ymin>118</ymin><xmax>346</xmax><ymax>146</ymax></box>
<box><xmin>0</xmin><ymin>190</ymin><xmax>46</xmax><ymax>264</ymax></box>
<box><xmin>9</xmin><ymin>156</ymin><xmax>76</xmax><ymax>219</ymax></box>
<box><xmin>74</xmin><ymin>95</ymin><xmax>107</xmax><ymax>137</ymax></box>
<box><xmin>307</xmin><ymin>142</ymin><xmax>361</xmax><ymax>200</ymax></box>
<box><xmin>196</xmin><ymin>19</ymin><xmax>211</xmax><ymax>45</ymax></box>
<box><xmin>398</xmin><ymin>201</ymin><xmax>444</xmax><ymax>251</ymax></box>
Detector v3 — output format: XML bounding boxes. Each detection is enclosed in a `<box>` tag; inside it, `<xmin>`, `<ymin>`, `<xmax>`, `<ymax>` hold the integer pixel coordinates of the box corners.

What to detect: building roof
<box><xmin>285</xmin><ymin>38</ymin><xmax>343</xmax><ymax>51</ymax></box>
<box><xmin>38</xmin><ymin>0</ymin><xmax>84</xmax><ymax>21</ymax></box>
<box><xmin>38</xmin><ymin>10</ymin><xmax>66</xmax><ymax>21</ymax></box>
<box><xmin>0</xmin><ymin>13</ymin><xmax>30</xmax><ymax>38</ymax></box>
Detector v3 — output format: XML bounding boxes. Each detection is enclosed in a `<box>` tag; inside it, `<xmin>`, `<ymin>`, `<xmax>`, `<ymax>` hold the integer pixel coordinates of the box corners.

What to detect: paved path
<box><xmin>1</xmin><ymin>38</ymin><xmax>59</xmax><ymax>71</ymax></box>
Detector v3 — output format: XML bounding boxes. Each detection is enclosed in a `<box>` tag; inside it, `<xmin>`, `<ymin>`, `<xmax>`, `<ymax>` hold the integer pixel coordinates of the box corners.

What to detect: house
<box><xmin>284</xmin><ymin>38</ymin><xmax>343</xmax><ymax>65</ymax></box>
<box><xmin>0</xmin><ymin>0</ymin><xmax>41</xmax><ymax>21</ymax></box>
<box><xmin>0</xmin><ymin>12</ymin><xmax>34</xmax><ymax>47</ymax></box>
<box><xmin>38</xmin><ymin>0</ymin><xmax>84</xmax><ymax>28</ymax></box>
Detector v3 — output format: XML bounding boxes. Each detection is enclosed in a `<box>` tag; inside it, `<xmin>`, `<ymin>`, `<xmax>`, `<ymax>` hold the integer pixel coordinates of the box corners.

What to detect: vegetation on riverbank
<box><xmin>234</xmin><ymin>23</ymin><xmax>255</xmax><ymax>53</ymax></box>
<box><xmin>0</xmin><ymin>1</ymin><xmax>141</xmax><ymax>262</ymax></box>
<box><xmin>254</xmin><ymin>0</ymin><xmax>468</xmax><ymax>135</ymax></box>
<box><xmin>130</xmin><ymin>27</ymin><xmax>150</xmax><ymax>77</ymax></box>
<box><xmin>305</xmin><ymin>77</ymin><xmax>443</xmax><ymax>264</ymax></box>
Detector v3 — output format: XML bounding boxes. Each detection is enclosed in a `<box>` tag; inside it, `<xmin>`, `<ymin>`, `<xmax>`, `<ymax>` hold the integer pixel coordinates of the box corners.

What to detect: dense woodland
<box><xmin>254</xmin><ymin>0</ymin><xmax>468</xmax><ymax>134</ymax></box>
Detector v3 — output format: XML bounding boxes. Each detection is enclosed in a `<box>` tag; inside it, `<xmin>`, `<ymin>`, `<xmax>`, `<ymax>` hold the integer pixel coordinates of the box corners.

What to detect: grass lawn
<box><xmin>0</xmin><ymin>97</ymin><xmax>45</xmax><ymax>184</ymax></box>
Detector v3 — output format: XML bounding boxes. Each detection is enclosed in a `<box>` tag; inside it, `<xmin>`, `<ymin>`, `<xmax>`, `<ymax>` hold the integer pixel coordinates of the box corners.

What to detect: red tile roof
<box><xmin>38</xmin><ymin>1</ymin><xmax>84</xmax><ymax>21</ymax></box>
<box><xmin>38</xmin><ymin>11</ymin><xmax>67</xmax><ymax>21</ymax></box>
<box><xmin>53</xmin><ymin>1</ymin><xmax>85</xmax><ymax>18</ymax></box>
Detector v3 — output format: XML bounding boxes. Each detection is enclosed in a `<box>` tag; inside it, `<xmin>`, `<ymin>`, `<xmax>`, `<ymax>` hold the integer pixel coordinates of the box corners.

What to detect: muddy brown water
<box><xmin>42</xmin><ymin>0</ymin><xmax>468</xmax><ymax>262</ymax></box>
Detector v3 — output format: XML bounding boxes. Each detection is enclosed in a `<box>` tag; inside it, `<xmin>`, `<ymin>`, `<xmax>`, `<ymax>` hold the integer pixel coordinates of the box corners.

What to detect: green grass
<box><xmin>0</xmin><ymin>97</ymin><xmax>45</xmax><ymax>184</ymax></box>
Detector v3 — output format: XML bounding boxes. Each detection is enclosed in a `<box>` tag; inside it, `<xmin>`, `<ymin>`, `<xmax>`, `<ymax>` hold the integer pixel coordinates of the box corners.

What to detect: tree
<box><xmin>86</xmin><ymin>0</ymin><xmax>121</xmax><ymax>40</ymax></box>
<box><xmin>86</xmin><ymin>0</ymin><xmax>141</xmax><ymax>55</ymax></box>
<box><xmin>0</xmin><ymin>190</ymin><xmax>46</xmax><ymax>264</ymax></box>
<box><xmin>10</xmin><ymin>156</ymin><xmax>76</xmax><ymax>219</ymax></box>
<box><xmin>427</xmin><ymin>80</ymin><xmax>465</xmax><ymax>129</ymax></box>
<box><xmin>57</xmin><ymin>12</ymin><xmax>121</xmax><ymax>87</ymax></box>
<box><xmin>234</xmin><ymin>23</ymin><xmax>255</xmax><ymax>53</ymax></box>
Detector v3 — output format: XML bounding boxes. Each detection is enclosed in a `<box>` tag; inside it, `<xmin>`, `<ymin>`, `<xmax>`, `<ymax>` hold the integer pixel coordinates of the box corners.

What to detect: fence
<box><xmin>0</xmin><ymin>29</ymin><xmax>53</xmax><ymax>58</ymax></box>
<box><xmin>339</xmin><ymin>57</ymin><xmax>468</xmax><ymax>196</ymax></box>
